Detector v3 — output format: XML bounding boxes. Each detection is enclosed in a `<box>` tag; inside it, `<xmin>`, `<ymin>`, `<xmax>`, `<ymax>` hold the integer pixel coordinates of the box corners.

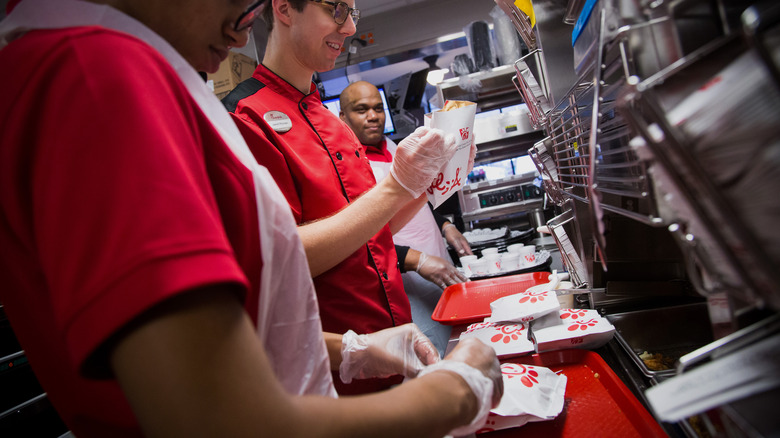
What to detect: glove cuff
<box><xmin>415</xmin><ymin>252</ymin><xmax>428</xmax><ymax>273</ymax></box>
<box><xmin>418</xmin><ymin>360</ymin><xmax>494</xmax><ymax>436</ymax></box>
<box><xmin>441</xmin><ymin>223</ymin><xmax>457</xmax><ymax>236</ymax></box>
<box><xmin>339</xmin><ymin>330</ymin><xmax>368</xmax><ymax>384</ymax></box>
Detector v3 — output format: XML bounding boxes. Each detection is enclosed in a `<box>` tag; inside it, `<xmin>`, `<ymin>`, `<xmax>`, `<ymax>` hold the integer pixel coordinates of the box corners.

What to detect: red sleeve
<box><xmin>26</xmin><ymin>30</ymin><xmax>248</xmax><ymax>372</ymax></box>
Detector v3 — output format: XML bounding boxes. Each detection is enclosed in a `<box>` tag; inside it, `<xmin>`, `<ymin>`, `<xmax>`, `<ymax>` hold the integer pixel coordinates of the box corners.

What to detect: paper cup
<box><xmin>459</xmin><ymin>255</ymin><xmax>479</xmax><ymax>276</ymax></box>
<box><xmin>507</xmin><ymin>243</ymin><xmax>525</xmax><ymax>254</ymax></box>
<box><xmin>501</xmin><ymin>252</ymin><xmax>522</xmax><ymax>271</ymax></box>
<box><xmin>481</xmin><ymin>247</ymin><xmax>499</xmax><ymax>257</ymax></box>
<box><xmin>470</xmin><ymin>259</ymin><xmax>489</xmax><ymax>276</ymax></box>
<box><xmin>518</xmin><ymin>246</ymin><xmax>536</xmax><ymax>266</ymax></box>
<box><xmin>485</xmin><ymin>254</ymin><xmax>502</xmax><ymax>273</ymax></box>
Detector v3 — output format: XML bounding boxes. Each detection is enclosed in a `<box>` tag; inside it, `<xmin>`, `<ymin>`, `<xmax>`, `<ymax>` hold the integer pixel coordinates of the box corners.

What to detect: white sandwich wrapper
<box><xmin>530</xmin><ymin>308</ymin><xmax>615</xmax><ymax>353</ymax></box>
<box><xmin>459</xmin><ymin>321</ymin><xmax>534</xmax><ymax>358</ymax></box>
<box><xmin>423</xmin><ymin>101</ymin><xmax>477</xmax><ymax>208</ymax></box>
<box><xmin>476</xmin><ymin>363</ymin><xmax>567</xmax><ymax>433</ymax></box>
<box><xmin>487</xmin><ymin>290</ymin><xmax>561</xmax><ymax>324</ymax></box>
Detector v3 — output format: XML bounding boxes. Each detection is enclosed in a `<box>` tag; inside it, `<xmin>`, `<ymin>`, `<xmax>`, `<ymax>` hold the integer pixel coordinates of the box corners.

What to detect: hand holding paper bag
<box><xmin>424</xmin><ymin>100</ymin><xmax>478</xmax><ymax>208</ymax></box>
<box><xmin>390</xmin><ymin>127</ymin><xmax>457</xmax><ymax>197</ymax></box>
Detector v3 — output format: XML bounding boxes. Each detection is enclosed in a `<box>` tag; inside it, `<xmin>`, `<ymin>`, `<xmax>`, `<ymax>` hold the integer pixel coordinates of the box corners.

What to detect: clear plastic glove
<box><xmin>418</xmin><ymin>338</ymin><xmax>503</xmax><ymax>436</ymax></box>
<box><xmin>390</xmin><ymin>127</ymin><xmax>457</xmax><ymax>198</ymax></box>
<box><xmin>340</xmin><ymin>323</ymin><xmax>440</xmax><ymax>384</ymax></box>
<box><xmin>442</xmin><ymin>223</ymin><xmax>473</xmax><ymax>256</ymax></box>
<box><xmin>467</xmin><ymin>134</ymin><xmax>478</xmax><ymax>176</ymax></box>
<box><xmin>417</xmin><ymin>252</ymin><xmax>468</xmax><ymax>288</ymax></box>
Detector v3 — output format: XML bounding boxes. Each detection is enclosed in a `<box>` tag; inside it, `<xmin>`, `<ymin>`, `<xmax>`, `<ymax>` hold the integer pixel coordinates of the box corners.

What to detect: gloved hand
<box><xmin>417</xmin><ymin>252</ymin><xmax>468</xmax><ymax>288</ymax></box>
<box><xmin>340</xmin><ymin>323</ymin><xmax>440</xmax><ymax>384</ymax></box>
<box><xmin>390</xmin><ymin>127</ymin><xmax>457</xmax><ymax>198</ymax></box>
<box><xmin>442</xmin><ymin>223</ymin><xmax>473</xmax><ymax>256</ymax></box>
<box><xmin>418</xmin><ymin>338</ymin><xmax>503</xmax><ymax>436</ymax></box>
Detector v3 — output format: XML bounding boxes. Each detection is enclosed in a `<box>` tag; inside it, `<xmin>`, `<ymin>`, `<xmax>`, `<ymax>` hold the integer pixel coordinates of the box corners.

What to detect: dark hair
<box><xmin>262</xmin><ymin>0</ymin><xmax>308</xmax><ymax>33</ymax></box>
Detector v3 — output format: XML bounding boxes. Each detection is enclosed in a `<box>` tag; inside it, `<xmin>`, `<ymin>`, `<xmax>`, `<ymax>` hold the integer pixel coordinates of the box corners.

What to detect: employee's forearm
<box><xmin>298</xmin><ymin>176</ymin><xmax>413</xmax><ymax>277</ymax></box>
<box><xmin>388</xmin><ymin>194</ymin><xmax>427</xmax><ymax>234</ymax></box>
<box><xmin>292</xmin><ymin>369</ymin><xmax>477</xmax><ymax>438</ymax></box>
<box><xmin>323</xmin><ymin>332</ymin><xmax>343</xmax><ymax>371</ymax></box>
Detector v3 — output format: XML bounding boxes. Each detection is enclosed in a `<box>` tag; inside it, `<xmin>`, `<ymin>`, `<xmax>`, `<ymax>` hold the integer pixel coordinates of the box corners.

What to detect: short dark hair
<box><xmin>262</xmin><ymin>0</ymin><xmax>308</xmax><ymax>33</ymax></box>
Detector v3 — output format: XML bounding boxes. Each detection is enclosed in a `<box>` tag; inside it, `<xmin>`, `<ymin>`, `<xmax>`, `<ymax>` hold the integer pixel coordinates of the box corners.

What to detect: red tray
<box><xmin>432</xmin><ymin>272</ymin><xmax>550</xmax><ymax>325</ymax></box>
<box><xmin>479</xmin><ymin>349</ymin><xmax>667</xmax><ymax>437</ymax></box>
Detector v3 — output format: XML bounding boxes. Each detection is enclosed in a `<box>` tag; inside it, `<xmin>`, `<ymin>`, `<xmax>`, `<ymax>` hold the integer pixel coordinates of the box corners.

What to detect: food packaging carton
<box><xmin>459</xmin><ymin>321</ymin><xmax>534</xmax><ymax>358</ymax></box>
<box><xmin>531</xmin><ymin>308</ymin><xmax>615</xmax><ymax>353</ymax></box>
<box><xmin>487</xmin><ymin>290</ymin><xmax>560</xmax><ymax>324</ymax></box>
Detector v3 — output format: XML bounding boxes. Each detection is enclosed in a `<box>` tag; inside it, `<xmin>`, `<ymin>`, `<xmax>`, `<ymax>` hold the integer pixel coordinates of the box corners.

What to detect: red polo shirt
<box><xmin>225</xmin><ymin>65</ymin><xmax>411</xmax><ymax>394</ymax></box>
<box><xmin>0</xmin><ymin>27</ymin><xmax>258</xmax><ymax>437</ymax></box>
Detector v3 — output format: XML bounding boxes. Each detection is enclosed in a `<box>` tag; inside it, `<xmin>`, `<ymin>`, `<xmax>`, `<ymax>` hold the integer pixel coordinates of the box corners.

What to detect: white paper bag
<box><xmin>423</xmin><ymin>101</ymin><xmax>477</xmax><ymax>208</ymax></box>
<box><xmin>476</xmin><ymin>363</ymin><xmax>567</xmax><ymax>433</ymax></box>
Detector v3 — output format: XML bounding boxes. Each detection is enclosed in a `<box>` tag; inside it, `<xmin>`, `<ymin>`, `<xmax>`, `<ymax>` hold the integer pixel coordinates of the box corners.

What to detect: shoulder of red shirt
<box><xmin>362</xmin><ymin>138</ymin><xmax>393</xmax><ymax>163</ymax></box>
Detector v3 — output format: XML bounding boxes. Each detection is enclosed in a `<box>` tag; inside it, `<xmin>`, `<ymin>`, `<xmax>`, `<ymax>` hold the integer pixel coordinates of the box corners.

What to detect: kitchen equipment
<box><xmin>606</xmin><ymin>302</ymin><xmax>714</xmax><ymax>378</ymax></box>
<box><xmin>458</xmin><ymin>172</ymin><xmax>545</xmax><ymax>226</ymax></box>
<box><xmin>496</xmin><ymin>0</ymin><xmax>780</xmax><ymax>433</ymax></box>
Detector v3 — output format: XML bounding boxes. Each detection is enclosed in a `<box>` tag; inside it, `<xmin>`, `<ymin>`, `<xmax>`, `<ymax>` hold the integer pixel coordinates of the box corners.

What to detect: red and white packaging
<box><xmin>487</xmin><ymin>290</ymin><xmax>560</xmax><ymax>324</ymax></box>
<box><xmin>459</xmin><ymin>321</ymin><xmax>534</xmax><ymax>358</ymax></box>
<box><xmin>423</xmin><ymin>101</ymin><xmax>477</xmax><ymax>208</ymax></box>
<box><xmin>476</xmin><ymin>362</ymin><xmax>567</xmax><ymax>433</ymax></box>
<box><xmin>530</xmin><ymin>308</ymin><xmax>615</xmax><ymax>353</ymax></box>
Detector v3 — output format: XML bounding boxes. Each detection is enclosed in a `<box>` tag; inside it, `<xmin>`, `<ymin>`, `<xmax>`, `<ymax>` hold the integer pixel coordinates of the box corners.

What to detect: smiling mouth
<box><xmin>326</xmin><ymin>42</ymin><xmax>341</xmax><ymax>51</ymax></box>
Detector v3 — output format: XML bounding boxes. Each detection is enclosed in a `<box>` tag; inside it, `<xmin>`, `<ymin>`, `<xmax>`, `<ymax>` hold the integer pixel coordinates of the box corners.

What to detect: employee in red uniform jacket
<box><xmin>0</xmin><ymin>0</ymin><xmax>502</xmax><ymax>436</ymax></box>
<box><xmin>339</xmin><ymin>80</ymin><xmax>475</xmax><ymax>356</ymax></box>
<box><xmin>223</xmin><ymin>0</ymin><xmax>460</xmax><ymax>395</ymax></box>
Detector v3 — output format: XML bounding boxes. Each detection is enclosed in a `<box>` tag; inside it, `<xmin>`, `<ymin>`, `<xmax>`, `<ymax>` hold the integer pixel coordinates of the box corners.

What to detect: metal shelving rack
<box><xmin>499</xmin><ymin>0</ymin><xmax>780</xmax><ymax>435</ymax></box>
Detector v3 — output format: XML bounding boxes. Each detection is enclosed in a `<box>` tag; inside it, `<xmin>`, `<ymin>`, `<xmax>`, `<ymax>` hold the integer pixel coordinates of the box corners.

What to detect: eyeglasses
<box><xmin>309</xmin><ymin>0</ymin><xmax>360</xmax><ymax>26</ymax></box>
<box><xmin>234</xmin><ymin>0</ymin><xmax>268</xmax><ymax>32</ymax></box>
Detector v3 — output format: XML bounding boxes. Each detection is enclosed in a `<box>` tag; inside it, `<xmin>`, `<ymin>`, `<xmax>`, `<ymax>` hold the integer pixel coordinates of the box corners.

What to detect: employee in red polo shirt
<box><xmin>223</xmin><ymin>0</ymin><xmax>459</xmax><ymax>395</ymax></box>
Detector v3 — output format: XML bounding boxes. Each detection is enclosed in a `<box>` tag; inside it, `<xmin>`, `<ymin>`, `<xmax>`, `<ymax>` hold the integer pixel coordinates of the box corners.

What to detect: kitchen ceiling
<box><xmin>357</xmin><ymin>0</ymin><xmax>432</xmax><ymax>18</ymax></box>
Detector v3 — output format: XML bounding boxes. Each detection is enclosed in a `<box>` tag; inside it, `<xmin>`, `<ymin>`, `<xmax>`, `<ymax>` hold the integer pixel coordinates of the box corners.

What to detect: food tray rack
<box><xmin>617</xmin><ymin>14</ymin><xmax>780</xmax><ymax>310</ymax></box>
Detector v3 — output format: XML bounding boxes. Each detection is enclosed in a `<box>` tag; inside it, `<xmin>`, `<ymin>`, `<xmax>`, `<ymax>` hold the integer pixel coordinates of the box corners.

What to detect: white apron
<box><xmin>371</xmin><ymin>139</ymin><xmax>451</xmax><ymax>261</ymax></box>
<box><xmin>0</xmin><ymin>0</ymin><xmax>336</xmax><ymax>398</ymax></box>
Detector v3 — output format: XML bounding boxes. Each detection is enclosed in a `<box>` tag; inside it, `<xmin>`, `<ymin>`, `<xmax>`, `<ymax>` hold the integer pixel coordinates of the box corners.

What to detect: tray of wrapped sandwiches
<box><xmin>433</xmin><ymin>273</ymin><xmax>550</xmax><ymax>325</ymax></box>
<box><xmin>477</xmin><ymin>349</ymin><xmax>667</xmax><ymax>437</ymax></box>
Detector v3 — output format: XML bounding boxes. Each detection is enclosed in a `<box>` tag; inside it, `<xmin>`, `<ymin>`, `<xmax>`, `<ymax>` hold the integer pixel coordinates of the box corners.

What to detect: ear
<box><xmin>339</xmin><ymin>111</ymin><xmax>346</xmax><ymax>122</ymax></box>
<box><xmin>272</xmin><ymin>0</ymin><xmax>293</xmax><ymax>28</ymax></box>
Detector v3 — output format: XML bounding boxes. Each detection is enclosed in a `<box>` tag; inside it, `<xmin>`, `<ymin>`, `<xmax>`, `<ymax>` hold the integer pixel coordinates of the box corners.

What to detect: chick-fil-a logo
<box><xmin>560</xmin><ymin>309</ymin><xmax>589</xmax><ymax>320</ymax></box>
<box><xmin>568</xmin><ymin>318</ymin><xmax>599</xmax><ymax>331</ymax></box>
<box><xmin>464</xmin><ymin>321</ymin><xmax>495</xmax><ymax>334</ymax></box>
<box><xmin>427</xmin><ymin>167</ymin><xmax>463</xmax><ymax>196</ymax></box>
<box><xmin>501</xmin><ymin>363</ymin><xmax>539</xmax><ymax>388</ymax></box>
<box><xmin>490</xmin><ymin>324</ymin><xmax>526</xmax><ymax>344</ymax></box>
<box><xmin>518</xmin><ymin>290</ymin><xmax>548</xmax><ymax>304</ymax></box>
<box><xmin>459</xmin><ymin>127</ymin><xmax>470</xmax><ymax>140</ymax></box>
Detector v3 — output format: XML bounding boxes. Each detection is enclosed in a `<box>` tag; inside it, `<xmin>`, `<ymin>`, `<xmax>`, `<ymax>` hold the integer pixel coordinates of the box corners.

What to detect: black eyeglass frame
<box><xmin>234</xmin><ymin>0</ymin><xmax>268</xmax><ymax>32</ymax></box>
<box><xmin>309</xmin><ymin>0</ymin><xmax>360</xmax><ymax>26</ymax></box>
